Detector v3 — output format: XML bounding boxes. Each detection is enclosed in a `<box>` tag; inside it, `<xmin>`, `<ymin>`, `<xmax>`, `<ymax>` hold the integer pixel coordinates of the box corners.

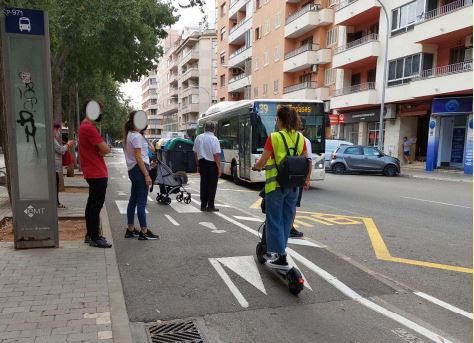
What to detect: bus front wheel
<box><xmin>232</xmin><ymin>165</ymin><xmax>241</xmax><ymax>185</ymax></box>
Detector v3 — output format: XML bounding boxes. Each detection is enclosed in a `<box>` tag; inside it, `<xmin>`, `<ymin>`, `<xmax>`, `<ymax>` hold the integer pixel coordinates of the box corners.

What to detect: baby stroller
<box><xmin>153</xmin><ymin>160</ymin><xmax>191</xmax><ymax>205</ymax></box>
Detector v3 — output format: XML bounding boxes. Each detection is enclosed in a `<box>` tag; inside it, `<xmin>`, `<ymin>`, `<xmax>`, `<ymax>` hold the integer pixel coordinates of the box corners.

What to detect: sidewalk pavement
<box><xmin>399</xmin><ymin>161</ymin><xmax>472</xmax><ymax>182</ymax></box>
<box><xmin>0</xmin><ymin>178</ymin><xmax>132</xmax><ymax>342</ymax></box>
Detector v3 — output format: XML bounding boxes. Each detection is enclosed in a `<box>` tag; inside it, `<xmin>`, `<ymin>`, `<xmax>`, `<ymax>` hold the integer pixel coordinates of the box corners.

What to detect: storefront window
<box><xmin>344</xmin><ymin>123</ymin><xmax>359</xmax><ymax>144</ymax></box>
<box><xmin>367</xmin><ymin>122</ymin><xmax>384</xmax><ymax>147</ymax></box>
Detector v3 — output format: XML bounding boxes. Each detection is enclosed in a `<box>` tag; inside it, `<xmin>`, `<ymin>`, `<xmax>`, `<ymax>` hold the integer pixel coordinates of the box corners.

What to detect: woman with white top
<box><xmin>123</xmin><ymin>111</ymin><xmax>159</xmax><ymax>240</ymax></box>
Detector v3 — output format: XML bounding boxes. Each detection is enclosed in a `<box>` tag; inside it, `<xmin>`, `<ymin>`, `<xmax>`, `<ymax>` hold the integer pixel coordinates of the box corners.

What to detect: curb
<box><xmin>400</xmin><ymin>173</ymin><xmax>472</xmax><ymax>183</ymax></box>
<box><xmin>101</xmin><ymin>207</ymin><xmax>133</xmax><ymax>343</ymax></box>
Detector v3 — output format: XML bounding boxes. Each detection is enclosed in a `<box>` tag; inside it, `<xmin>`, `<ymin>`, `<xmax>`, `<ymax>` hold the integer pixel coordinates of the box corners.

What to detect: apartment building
<box><xmin>330</xmin><ymin>0</ymin><xmax>473</xmax><ymax>174</ymax></box>
<box><xmin>216</xmin><ymin>0</ymin><xmax>337</xmax><ymax>102</ymax></box>
<box><xmin>141</xmin><ymin>70</ymin><xmax>160</xmax><ymax>138</ymax></box>
<box><xmin>176</xmin><ymin>29</ymin><xmax>218</xmax><ymax>134</ymax></box>
<box><xmin>142</xmin><ymin>29</ymin><xmax>217</xmax><ymax>137</ymax></box>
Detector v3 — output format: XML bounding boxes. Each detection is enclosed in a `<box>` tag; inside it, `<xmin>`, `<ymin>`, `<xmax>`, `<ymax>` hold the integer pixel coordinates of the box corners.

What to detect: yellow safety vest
<box><xmin>265</xmin><ymin>130</ymin><xmax>305</xmax><ymax>194</ymax></box>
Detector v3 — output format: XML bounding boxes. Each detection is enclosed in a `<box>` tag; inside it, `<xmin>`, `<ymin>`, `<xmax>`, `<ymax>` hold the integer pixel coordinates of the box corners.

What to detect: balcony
<box><xmin>229</xmin><ymin>0</ymin><xmax>249</xmax><ymax>18</ymax></box>
<box><xmin>283</xmin><ymin>82</ymin><xmax>330</xmax><ymax>100</ymax></box>
<box><xmin>169</xmin><ymin>87</ymin><xmax>178</xmax><ymax>97</ymax></box>
<box><xmin>409</xmin><ymin>61</ymin><xmax>473</xmax><ymax>98</ymax></box>
<box><xmin>228</xmin><ymin>46</ymin><xmax>252</xmax><ymax>67</ymax></box>
<box><xmin>283</xmin><ymin>44</ymin><xmax>331</xmax><ymax>72</ymax></box>
<box><xmin>181</xmin><ymin>103</ymin><xmax>200</xmax><ymax>114</ymax></box>
<box><xmin>228</xmin><ymin>17</ymin><xmax>252</xmax><ymax>44</ymax></box>
<box><xmin>331</xmin><ymin>82</ymin><xmax>378</xmax><ymax>109</ymax></box>
<box><xmin>332</xmin><ymin>33</ymin><xmax>380</xmax><ymax>69</ymax></box>
<box><xmin>414</xmin><ymin>0</ymin><xmax>473</xmax><ymax>44</ymax></box>
<box><xmin>181</xmin><ymin>86</ymin><xmax>200</xmax><ymax>98</ymax></box>
<box><xmin>284</xmin><ymin>5</ymin><xmax>333</xmax><ymax>38</ymax></box>
<box><xmin>334</xmin><ymin>0</ymin><xmax>380</xmax><ymax>26</ymax></box>
<box><xmin>180</xmin><ymin>50</ymin><xmax>199</xmax><ymax>66</ymax></box>
<box><xmin>160</xmin><ymin>102</ymin><xmax>178</xmax><ymax>116</ymax></box>
<box><xmin>180</xmin><ymin>68</ymin><xmax>199</xmax><ymax>82</ymax></box>
<box><xmin>228</xmin><ymin>74</ymin><xmax>252</xmax><ymax>92</ymax></box>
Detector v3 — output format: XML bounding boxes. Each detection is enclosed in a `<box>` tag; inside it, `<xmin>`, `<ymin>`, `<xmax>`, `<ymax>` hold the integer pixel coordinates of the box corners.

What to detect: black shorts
<box><xmin>403</xmin><ymin>151</ymin><xmax>410</xmax><ymax>156</ymax></box>
<box><xmin>296</xmin><ymin>187</ymin><xmax>303</xmax><ymax>207</ymax></box>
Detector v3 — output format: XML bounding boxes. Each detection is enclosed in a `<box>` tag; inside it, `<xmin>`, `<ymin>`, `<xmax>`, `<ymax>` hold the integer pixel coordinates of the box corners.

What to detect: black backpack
<box><xmin>275</xmin><ymin>131</ymin><xmax>310</xmax><ymax>190</ymax></box>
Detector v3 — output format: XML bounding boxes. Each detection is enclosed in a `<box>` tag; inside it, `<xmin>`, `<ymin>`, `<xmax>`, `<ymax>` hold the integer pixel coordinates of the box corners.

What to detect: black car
<box><xmin>330</xmin><ymin>145</ymin><xmax>400</xmax><ymax>176</ymax></box>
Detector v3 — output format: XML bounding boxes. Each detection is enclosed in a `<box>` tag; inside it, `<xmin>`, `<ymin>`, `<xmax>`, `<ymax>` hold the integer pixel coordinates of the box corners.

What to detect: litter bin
<box><xmin>166</xmin><ymin>138</ymin><xmax>196</xmax><ymax>173</ymax></box>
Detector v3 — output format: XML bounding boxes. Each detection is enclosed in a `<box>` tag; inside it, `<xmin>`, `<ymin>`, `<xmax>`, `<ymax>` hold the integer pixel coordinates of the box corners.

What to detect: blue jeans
<box><xmin>127</xmin><ymin>165</ymin><xmax>148</xmax><ymax>229</ymax></box>
<box><xmin>265</xmin><ymin>187</ymin><xmax>298</xmax><ymax>254</ymax></box>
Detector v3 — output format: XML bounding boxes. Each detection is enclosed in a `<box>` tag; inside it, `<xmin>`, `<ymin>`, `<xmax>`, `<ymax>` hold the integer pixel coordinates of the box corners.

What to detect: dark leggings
<box><xmin>85</xmin><ymin>178</ymin><xmax>108</xmax><ymax>240</ymax></box>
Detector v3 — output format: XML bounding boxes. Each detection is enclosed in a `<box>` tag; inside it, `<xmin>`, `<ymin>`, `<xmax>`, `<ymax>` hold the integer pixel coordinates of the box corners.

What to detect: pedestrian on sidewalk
<box><xmin>78</xmin><ymin>100</ymin><xmax>112</xmax><ymax>248</ymax></box>
<box><xmin>290</xmin><ymin>119</ymin><xmax>312</xmax><ymax>239</ymax></box>
<box><xmin>253</xmin><ymin>106</ymin><xmax>310</xmax><ymax>270</ymax></box>
<box><xmin>193</xmin><ymin>121</ymin><xmax>222</xmax><ymax>212</ymax></box>
<box><xmin>402</xmin><ymin>137</ymin><xmax>415</xmax><ymax>164</ymax></box>
<box><xmin>53</xmin><ymin>123</ymin><xmax>74</xmax><ymax>209</ymax></box>
<box><xmin>123</xmin><ymin>111</ymin><xmax>159</xmax><ymax>240</ymax></box>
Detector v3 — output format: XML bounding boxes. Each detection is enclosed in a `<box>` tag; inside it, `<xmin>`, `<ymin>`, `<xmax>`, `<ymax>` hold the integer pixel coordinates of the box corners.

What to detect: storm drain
<box><xmin>147</xmin><ymin>320</ymin><xmax>206</xmax><ymax>343</ymax></box>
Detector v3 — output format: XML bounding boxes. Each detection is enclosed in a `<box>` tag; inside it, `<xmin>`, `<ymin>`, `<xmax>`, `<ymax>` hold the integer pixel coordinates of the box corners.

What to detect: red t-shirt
<box><xmin>78</xmin><ymin>120</ymin><xmax>108</xmax><ymax>179</ymax></box>
<box><xmin>264</xmin><ymin>134</ymin><xmax>307</xmax><ymax>157</ymax></box>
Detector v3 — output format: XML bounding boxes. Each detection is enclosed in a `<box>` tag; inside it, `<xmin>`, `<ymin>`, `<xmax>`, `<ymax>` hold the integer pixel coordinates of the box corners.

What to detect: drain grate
<box><xmin>147</xmin><ymin>320</ymin><xmax>206</xmax><ymax>343</ymax></box>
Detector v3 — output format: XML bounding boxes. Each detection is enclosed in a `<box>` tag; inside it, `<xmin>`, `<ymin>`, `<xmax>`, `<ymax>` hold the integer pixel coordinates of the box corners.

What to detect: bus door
<box><xmin>239</xmin><ymin>116</ymin><xmax>251</xmax><ymax>180</ymax></box>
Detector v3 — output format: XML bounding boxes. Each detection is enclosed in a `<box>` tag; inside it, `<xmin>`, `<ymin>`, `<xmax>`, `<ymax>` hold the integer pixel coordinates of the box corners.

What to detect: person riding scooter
<box><xmin>253</xmin><ymin>106</ymin><xmax>311</xmax><ymax>270</ymax></box>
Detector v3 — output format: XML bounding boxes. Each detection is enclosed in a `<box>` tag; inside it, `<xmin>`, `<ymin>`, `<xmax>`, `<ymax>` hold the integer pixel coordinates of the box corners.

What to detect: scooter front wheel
<box><xmin>287</xmin><ymin>267</ymin><xmax>304</xmax><ymax>296</ymax></box>
<box><xmin>256</xmin><ymin>242</ymin><xmax>265</xmax><ymax>264</ymax></box>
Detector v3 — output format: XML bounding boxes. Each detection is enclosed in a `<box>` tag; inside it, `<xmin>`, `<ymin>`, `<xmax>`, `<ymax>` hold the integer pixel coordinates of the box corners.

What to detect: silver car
<box><xmin>330</xmin><ymin>145</ymin><xmax>400</xmax><ymax>176</ymax></box>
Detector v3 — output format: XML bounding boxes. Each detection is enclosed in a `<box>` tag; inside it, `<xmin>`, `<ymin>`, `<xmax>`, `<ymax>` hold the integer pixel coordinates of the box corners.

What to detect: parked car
<box><xmin>330</xmin><ymin>145</ymin><xmax>400</xmax><ymax>176</ymax></box>
<box><xmin>325</xmin><ymin>139</ymin><xmax>353</xmax><ymax>169</ymax></box>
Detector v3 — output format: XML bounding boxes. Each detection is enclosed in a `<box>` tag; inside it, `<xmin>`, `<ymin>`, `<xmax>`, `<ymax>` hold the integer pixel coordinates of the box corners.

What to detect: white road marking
<box><xmin>218</xmin><ymin>188</ymin><xmax>256</xmax><ymax>193</ymax></box>
<box><xmin>287</xmin><ymin>238</ymin><xmax>322</xmax><ymax>248</ymax></box>
<box><xmin>117</xmin><ymin>191</ymin><xmax>127</xmax><ymax>196</ymax></box>
<box><xmin>165</xmin><ymin>215</ymin><xmax>179</xmax><ymax>226</ymax></box>
<box><xmin>170</xmin><ymin>200</ymin><xmax>200</xmax><ymax>213</ymax></box>
<box><xmin>147</xmin><ymin>196</ymin><xmax>153</xmax><ymax>202</ymax></box>
<box><xmin>400</xmin><ymin>196</ymin><xmax>471</xmax><ymax>209</ymax></box>
<box><xmin>209</xmin><ymin>258</ymin><xmax>249</xmax><ymax>308</ymax></box>
<box><xmin>391</xmin><ymin>328</ymin><xmax>425</xmax><ymax>343</ymax></box>
<box><xmin>122</xmin><ymin>175</ymin><xmax>126</xmax><ymax>179</ymax></box>
<box><xmin>287</xmin><ymin>248</ymin><xmax>453</xmax><ymax>343</ymax></box>
<box><xmin>233</xmin><ymin>216</ymin><xmax>264</xmax><ymax>223</ymax></box>
<box><xmin>115</xmin><ymin>200</ymin><xmax>149</xmax><ymax>215</ymax></box>
<box><xmin>199</xmin><ymin>222</ymin><xmax>226</xmax><ymax>234</ymax></box>
<box><xmin>216</xmin><ymin>256</ymin><xmax>267</xmax><ymax>295</ymax></box>
<box><xmin>215</xmin><ymin>211</ymin><xmax>453</xmax><ymax>343</ymax></box>
<box><xmin>414</xmin><ymin>292</ymin><xmax>473</xmax><ymax>319</ymax></box>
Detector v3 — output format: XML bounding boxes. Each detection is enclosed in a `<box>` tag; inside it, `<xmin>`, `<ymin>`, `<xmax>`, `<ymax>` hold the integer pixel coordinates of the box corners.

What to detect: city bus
<box><xmin>197</xmin><ymin>99</ymin><xmax>328</xmax><ymax>184</ymax></box>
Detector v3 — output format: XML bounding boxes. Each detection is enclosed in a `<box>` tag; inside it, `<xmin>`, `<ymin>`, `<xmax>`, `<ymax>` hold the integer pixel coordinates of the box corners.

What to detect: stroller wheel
<box><xmin>176</xmin><ymin>194</ymin><xmax>183</xmax><ymax>202</ymax></box>
<box><xmin>184</xmin><ymin>196</ymin><xmax>191</xmax><ymax>204</ymax></box>
<box><xmin>164</xmin><ymin>197</ymin><xmax>172</xmax><ymax>205</ymax></box>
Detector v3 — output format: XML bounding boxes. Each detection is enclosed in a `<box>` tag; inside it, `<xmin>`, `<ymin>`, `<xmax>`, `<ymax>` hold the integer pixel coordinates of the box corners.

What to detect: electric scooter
<box><xmin>255</xmin><ymin>193</ymin><xmax>304</xmax><ymax>296</ymax></box>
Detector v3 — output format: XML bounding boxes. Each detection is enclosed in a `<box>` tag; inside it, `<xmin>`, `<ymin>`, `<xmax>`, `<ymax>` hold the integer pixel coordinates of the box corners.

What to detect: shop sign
<box><xmin>342</xmin><ymin>109</ymin><xmax>381</xmax><ymax>124</ymax></box>
<box><xmin>432</xmin><ymin>97</ymin><xmax>473</xmax><ymax>116</ymax></box>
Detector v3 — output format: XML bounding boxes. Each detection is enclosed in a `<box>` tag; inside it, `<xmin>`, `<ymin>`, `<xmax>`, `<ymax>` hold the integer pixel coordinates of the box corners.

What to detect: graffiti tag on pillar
<box><xmin>17</xmin><ymin>72</ymin><xmax>39</xmax><ymax>156</ymax></box>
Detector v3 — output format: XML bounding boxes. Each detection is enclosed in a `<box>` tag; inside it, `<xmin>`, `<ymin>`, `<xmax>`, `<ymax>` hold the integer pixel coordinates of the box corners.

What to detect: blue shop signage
<box><xmin>432</xmin><ymin>97</ymin><xmax>473</xmax><ymax>116</ymax></box>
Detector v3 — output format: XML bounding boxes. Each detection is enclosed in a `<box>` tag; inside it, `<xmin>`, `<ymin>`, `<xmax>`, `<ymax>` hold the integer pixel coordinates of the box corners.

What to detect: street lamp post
<box><xmin>376</xmin><ymin>0</ymin><xmax>390</xmax><ymax>152</ymax></box>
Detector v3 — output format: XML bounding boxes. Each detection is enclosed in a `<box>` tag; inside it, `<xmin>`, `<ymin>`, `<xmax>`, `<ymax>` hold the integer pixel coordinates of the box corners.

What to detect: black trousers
<box><xmin>85</xmin><ymin>178</ymin><xmax>108</xmax><ymax>240</ymax></box>
<box><xmin>199</xmin><ymin>159</ymin><xmax>218</xmax><ymax>209</ymax></box>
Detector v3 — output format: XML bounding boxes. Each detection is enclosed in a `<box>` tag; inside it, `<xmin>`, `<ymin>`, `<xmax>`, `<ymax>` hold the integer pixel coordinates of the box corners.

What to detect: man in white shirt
<box><xmin>193</xmin><ymin>121</ymin><xmax>222</xmax><ymax>212</ymax></box>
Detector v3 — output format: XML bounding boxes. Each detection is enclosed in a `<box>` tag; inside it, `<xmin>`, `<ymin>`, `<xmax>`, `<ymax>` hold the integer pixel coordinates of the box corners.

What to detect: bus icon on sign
<box><xmin>19</xmin><ymin>17</ymin><xmax>31</xmax><ymax>32</ymax></box>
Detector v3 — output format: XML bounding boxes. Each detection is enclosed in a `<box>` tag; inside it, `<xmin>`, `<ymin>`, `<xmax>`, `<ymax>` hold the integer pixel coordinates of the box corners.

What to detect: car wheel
<box><xmin>333</xmin><ymin>163</ymin><xmax>346</xmax><ymax>175</ymax></box>
<box><xmin>384</xmin><ymin>165</ymin><xmax>398</xmax><ymax>177</ymax></box>
<box><xmin>232</xmin><ymin>165</ymin><xmax>241</xmax><ymax>185</ymax></box>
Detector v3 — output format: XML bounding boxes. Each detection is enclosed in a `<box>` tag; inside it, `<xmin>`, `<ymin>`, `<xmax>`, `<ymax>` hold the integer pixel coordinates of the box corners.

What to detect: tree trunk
<box><xmin>51</xmin><ymin>49</ymin><xmax>68</xmax><ymax>124</ymax></box>
<box><xmin>66</xmin><ymin>85</ymin><xmax>75</xmax><ymax>177</ymax></box>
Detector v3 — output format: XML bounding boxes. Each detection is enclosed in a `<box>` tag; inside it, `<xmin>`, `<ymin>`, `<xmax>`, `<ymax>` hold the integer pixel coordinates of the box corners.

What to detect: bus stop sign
<box><xmin>1</xmin><ymin>8</ymin><xmax>58</xmax><ymax>248</ymax></box>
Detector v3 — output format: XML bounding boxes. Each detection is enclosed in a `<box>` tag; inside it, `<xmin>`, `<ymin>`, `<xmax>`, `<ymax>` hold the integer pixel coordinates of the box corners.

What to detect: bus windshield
<box><xmin>253</xmin><ymin>101</ymin><xmax>325</xmax><ymax>154</ymax></box>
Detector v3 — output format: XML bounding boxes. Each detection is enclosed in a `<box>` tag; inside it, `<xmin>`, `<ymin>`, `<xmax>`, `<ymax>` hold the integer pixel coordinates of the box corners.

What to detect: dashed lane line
<box><xmin>165</xmin><ymin>214</ymin><xmax>180</xmax><ymax>226</ymax></box>
<box><xmin>414</xmin><ymin>292</ymin><xmax>472</xmax><ymax>320</ymax></box>
<box><xmin>400</xmin><ymin>196</ymin><xmax>471</xmax><ymax>209</ymax></box>
<box><xmin>213</xmin><ymin>211</ymin><xmax>453</xmax><ymax>343</ymax></box>
<box><xmin>233</xmin><ymin>215</ymin><xmax>264</xmax><ymax>223</ymax></box>
<box><xmin>115</xmin><ymin>200</ymin><xmax>149</xmax><ymax>214</ymax></box>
